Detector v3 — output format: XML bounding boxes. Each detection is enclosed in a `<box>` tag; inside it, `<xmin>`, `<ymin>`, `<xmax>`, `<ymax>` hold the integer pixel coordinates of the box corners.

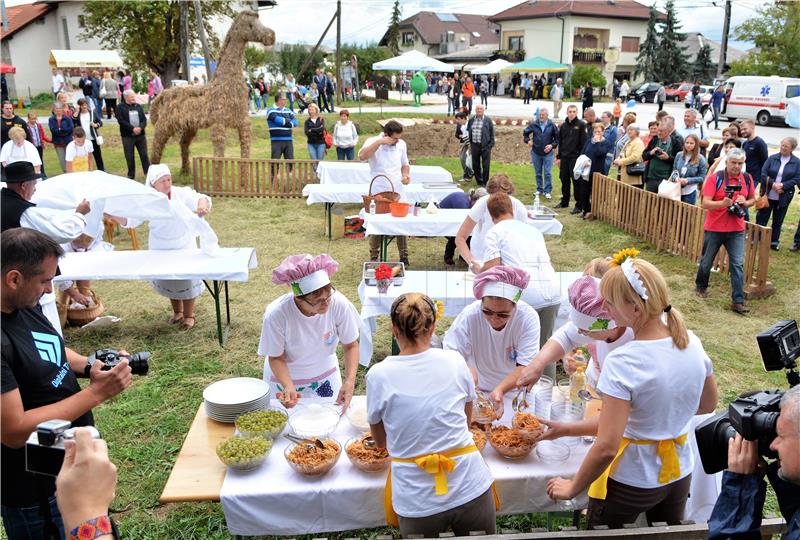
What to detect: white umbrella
<box><xmin>372</xmin><ymin>50</ymin><xmax>454</xmax><ymax>73</ymax></box>
<box><xmin>471</xmin><ymin>59</ymin><xmax>512</xmax><ymax>75</ymax></box>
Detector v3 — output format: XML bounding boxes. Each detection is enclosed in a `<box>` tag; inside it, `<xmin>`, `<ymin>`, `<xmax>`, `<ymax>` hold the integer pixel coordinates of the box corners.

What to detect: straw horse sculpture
<box><xmin>150</xmin><ymin>11</ymin><xmax>275</xmax><ymax>175</ymax></box>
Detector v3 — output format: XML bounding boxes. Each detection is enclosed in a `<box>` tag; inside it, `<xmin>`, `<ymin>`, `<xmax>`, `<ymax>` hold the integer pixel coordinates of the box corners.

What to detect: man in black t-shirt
<box><xmin>1</xmin><ymin>228</ymin><xmax>132</xmax><ymax>540</ymax></box>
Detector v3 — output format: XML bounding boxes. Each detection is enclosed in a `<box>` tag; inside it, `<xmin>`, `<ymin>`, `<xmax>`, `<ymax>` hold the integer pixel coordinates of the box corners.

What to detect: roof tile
<box><xmin>1</xmin><ymin>3</ymin><xmax>53</xmax><ymax>39</ymax></box>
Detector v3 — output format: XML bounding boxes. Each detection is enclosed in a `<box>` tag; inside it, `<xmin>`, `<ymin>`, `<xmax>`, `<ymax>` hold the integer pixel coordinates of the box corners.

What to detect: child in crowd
<box><xmin>65</xmin><ymin>126</ymin><xmax>93</xmax><ymax>172</ymax></box>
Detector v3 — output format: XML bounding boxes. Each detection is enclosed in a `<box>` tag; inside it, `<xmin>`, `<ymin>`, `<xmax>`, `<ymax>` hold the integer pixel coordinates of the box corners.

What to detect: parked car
<box><xmin>685</xmin><ymin>85</ymin><xmax>714</xmax><ymax>108</ymax></box>
<box><xmin>721</xmin><ymin>75</ymin><xmax>800</xmax><ymax>126</ymax></box>
<box><xmin>632</xmin><ymin>82</ymin><xmax>661</xmax><ymax>103</ymax></box>
<box><xmin>665</xmin><ymin>82</ymin><xmax>693</xmax><ymax>102</ymax></box>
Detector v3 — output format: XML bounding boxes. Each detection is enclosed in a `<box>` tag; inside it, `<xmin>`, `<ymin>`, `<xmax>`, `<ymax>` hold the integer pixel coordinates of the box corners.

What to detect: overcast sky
<box><xmin>253</xmin><ymin>0</ymin><xmax>758</xmax><ymax>52</ymax></box>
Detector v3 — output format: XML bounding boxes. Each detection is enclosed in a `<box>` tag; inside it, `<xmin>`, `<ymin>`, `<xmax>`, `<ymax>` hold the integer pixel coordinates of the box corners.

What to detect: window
<box><xmin>77</xmin><ymin>15</ymin><xmax>85</xmax><ymax>28</ymax></box>
<box><xmin>621</xmin><ymin>36</ymin><xmax>639</xmax><ymax>53</ymax></box>
<box><xmin>786</xmin><ymin>85</ymin><xmax>800</xmax><ymax>98</ymax></box>
<box><xmin>508</xmin><ymin>36</ymin><xmax>523</xmax><ymax>50</ymax></box>
<box><xmin>61</xmin><ymin>17</ymin><xmax>70</xmax><ymax>49</ymax></box>
<box><xmin>402</xmin><ymin>32</ymin><xmax>414</xmax><ymax>45</ymax></box>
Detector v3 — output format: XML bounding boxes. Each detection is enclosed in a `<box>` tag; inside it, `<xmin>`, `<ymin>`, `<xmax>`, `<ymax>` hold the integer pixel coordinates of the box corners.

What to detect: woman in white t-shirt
<box><xmin>546</xmin><ymin>255</ymin><xmax>718</xmax><ymax>529</ymax></box>
<box><xmin>367</xmin><ymin>292</ymin><xmax>496</xmax><ymax>537</ymax></box>
<box><xmin>260</xmin><ymin>253</ymin><xmax>360</xmax><ymax>411</ymax></box>
<box><xmin>443</xmin><ymin>266</ymin><xmax>539</xmax><ymax>418</ymax></box>
<box><xmin>455</xmin><ymin>174</ymin><xmax>528</xmax><ymax>264</ymax></box>
<box><xmin>471</xmin><ymin>192</ymin><xmax>561</xmax><ymax>349</ymax></box>
<box><xmin>1</xmin><ymin>126</ymin><xmax>42</xmax><ymax>173</ymax></box>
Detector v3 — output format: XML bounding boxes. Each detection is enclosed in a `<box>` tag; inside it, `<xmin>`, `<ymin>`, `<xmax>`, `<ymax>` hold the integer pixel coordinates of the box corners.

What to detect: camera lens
<box><xmin>751</xmin><ymin>410</ymin><xmax>779</xmax><ymax>441</ymax></box>
<box><xmin>128</xmin><ymin>352</ymin><xmax>150</xmax><ymax>376</ymax></box>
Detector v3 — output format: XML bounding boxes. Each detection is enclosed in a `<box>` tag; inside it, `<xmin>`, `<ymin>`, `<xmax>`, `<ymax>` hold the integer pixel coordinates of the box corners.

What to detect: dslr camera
<box><xmin>724</xmin><ymin>183</ymin><xmax>745</xmax><ymax>218</ymax></box>
<box><xmin>696</xmin><ymin>320</ymin><xmax>799</xmax><ymax>474</ymax></box>
<box><xmin>26</xmin><ymin>420</ymin><xmax>101</xmax><ymax>476</ymax></box>
<box><xmin>85</xmin><ymin>348</ymin><xmax>151</xmax><ymax>376</ymax></box>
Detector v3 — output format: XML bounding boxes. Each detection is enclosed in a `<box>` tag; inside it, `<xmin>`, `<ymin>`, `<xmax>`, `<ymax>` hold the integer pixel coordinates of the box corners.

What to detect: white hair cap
<box><xmin>146</xmin><ymin>164</ymin><xmax>171</xmax><ymax>188</ymax></box>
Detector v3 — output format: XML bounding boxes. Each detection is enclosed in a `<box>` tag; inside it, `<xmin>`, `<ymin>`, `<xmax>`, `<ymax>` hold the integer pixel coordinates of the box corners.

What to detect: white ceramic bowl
<box><xmin>345</xmin><ymin>403</ymin><xmax>370</xmax><ymax>432</ymax></box>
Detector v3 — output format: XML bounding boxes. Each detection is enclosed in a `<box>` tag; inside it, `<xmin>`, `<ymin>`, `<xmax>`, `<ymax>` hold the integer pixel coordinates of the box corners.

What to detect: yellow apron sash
<box><xmin>383</xmin><ymin>444</ymin><xmax>500</xmax><ymax>527</ymax></box>
<box><xmin>587</xmin><ymin>433</ymin><xmax>688</xmax><ymax>500</ymax></box>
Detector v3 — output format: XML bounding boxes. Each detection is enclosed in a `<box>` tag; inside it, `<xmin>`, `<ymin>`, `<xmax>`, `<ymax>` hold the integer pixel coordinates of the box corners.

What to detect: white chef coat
<box><xmin>362</xmin><ymin>135</ymin><xmax>408</xmax><ymax>197</ymax></box>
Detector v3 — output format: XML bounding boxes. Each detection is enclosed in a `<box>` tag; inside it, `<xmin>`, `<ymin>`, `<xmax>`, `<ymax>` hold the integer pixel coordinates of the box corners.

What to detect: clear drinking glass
<box><xmin>532</xmin><ymin>375</ymin><xmax>554</xmax><ymax>420</ymax></box>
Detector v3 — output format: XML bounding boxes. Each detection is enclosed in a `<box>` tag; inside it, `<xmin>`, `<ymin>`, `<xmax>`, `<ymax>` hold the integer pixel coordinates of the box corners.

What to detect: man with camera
<box><xmin>708</xmin><ymin>385</ymin><xmax>800</xmax><ymax>539</ymax></box>
<box><xmin>695</xmin><ymin>148</ymin><xmax>756</xmax><ymax>315</ymax></box>
<box><xmin>1</xmin><ymin>228</ymin><xmax>132</xmax><ymax>540</ymax></box>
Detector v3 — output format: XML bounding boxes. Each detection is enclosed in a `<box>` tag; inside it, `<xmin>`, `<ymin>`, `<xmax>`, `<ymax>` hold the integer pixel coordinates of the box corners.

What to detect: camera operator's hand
<box><xmin>728</xmin><ymin>434</ymin><xmax>760</xmax><ymax>475</ymax></box>
<box><xmin>56</xmin><ymin>428</ymin><xmax>116</xmax><ymax>538</ymax></box>
<box><xmin>89</xmin><ymin>358</ymin><xmax>132</xmax><ymax>402</ymax></box>
<box><xmin>735</xmin><ymin>195</ymin><xmax>746</xmax><ymax>206</ymax></box>
<box><xmin>721</xmin><ymin>196</ymin><xmax>733</xmax><ymax>208</ymax></box>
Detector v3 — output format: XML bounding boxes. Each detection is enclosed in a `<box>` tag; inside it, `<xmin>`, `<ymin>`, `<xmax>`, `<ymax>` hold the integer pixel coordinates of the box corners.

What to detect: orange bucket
<box><xmin>389</xmin><ymin>202</ymin><xmax>411</xmax><ymax>217</ymax></box>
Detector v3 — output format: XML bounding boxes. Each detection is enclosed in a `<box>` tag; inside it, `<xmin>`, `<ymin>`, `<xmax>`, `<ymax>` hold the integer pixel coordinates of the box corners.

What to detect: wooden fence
<box><xmin>192</xmin><ymin>156</ymin><xmax>319</xmax><ymax>198</ymax></box>
<box><xmin>591</xmin><ymin>174</ymin><xmax>775</xmax><ymax>299</ymax></box>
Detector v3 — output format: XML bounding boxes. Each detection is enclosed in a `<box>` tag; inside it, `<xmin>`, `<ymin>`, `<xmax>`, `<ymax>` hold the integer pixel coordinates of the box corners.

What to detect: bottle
<box><xmin>533</xmin><ymin>192</ymin><xmax>541</xmax><ymax>216</ymax></box>
<box><xmin>369</xmin><ymin>199</ymin><xmax>376</xmax><ymax>215</ymax></box>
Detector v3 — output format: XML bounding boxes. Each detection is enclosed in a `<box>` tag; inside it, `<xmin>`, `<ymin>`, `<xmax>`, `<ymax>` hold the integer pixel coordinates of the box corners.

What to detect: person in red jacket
<box><xmin>461</xmin><ymin>77</ymin><xmax>475</xmax><ymax>115</ymax></box>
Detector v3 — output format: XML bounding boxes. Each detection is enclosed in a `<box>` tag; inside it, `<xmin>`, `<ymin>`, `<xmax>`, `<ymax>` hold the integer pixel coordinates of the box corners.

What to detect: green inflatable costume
<box><xmin>410</xmin><ymin>72</ymin><xmax>427</xmax><ymax>107</ymax></box>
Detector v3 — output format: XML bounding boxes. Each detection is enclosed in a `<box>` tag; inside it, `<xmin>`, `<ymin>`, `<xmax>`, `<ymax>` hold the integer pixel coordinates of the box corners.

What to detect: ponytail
<box><xmin>664</xmin><ymin>304</ymin><xmax>689</xmax><ymax>350</ymax></box>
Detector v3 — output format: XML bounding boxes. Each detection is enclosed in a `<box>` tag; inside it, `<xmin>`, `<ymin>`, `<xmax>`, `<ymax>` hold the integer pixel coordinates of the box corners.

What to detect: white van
<box><xmin>722</xmin><ymin>76</ymin><xmax>800</xmax><ymax>126</ymax></box>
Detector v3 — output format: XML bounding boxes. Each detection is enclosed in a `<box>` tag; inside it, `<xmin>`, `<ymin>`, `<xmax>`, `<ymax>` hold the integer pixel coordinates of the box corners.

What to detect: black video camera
<box><xmin>724</xmin><ymin>183</ymin><xmax>745</xmax><ymax>218</ymax></box>
<box><xmin>695</xmin><ymin>320</ymin><xmax>799</xmax><ymax>474</ymax></box>
<box><xmin>85</xmin><ymin>348</ymin><xmax>151</xmax><ymax>376</ymax></box>
<box><xmin>26</xmin><ymin>420</ymin><xmax>101</xmax><ymax>476</ymax></box>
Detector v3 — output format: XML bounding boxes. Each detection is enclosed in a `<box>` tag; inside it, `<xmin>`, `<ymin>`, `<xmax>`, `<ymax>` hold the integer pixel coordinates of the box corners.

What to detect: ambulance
<box><xmin>722</xmin><ymin>76</ymin><xmax>800</xmax><ymax>126</ymax></box>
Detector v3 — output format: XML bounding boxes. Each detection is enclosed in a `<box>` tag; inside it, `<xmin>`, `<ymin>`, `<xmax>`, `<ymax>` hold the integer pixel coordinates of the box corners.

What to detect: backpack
<box><xmin>714</xmin><ymin>170</ymin><xmax>753</xmax><ymax>199</ymax></box>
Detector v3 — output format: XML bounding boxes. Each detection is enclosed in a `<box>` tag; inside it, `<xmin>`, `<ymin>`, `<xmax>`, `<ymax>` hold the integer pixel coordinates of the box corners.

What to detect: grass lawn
<box><xmin>14</xmin><ymin>107</ymin><xmax>800</xmax><ymax>539</ymax></box>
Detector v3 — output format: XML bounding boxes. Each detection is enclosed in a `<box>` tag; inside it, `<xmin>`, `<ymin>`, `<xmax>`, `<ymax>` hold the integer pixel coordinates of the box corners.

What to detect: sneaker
<box><xmin>695</xmin><ymin>288</ymin><xmax>708</xmax><ymax>298</ymax></box>
<box><xmin>570</xmin><ymin>207</ymin><xmax>582</xmax><ymax>215</ymax></box>
<box><xmin>770</xmin><ymin>244</ymin><xmax>780</xmax><ymax>251</ymax></box>
<box><xmin>544</xmin><ymin>193</ymin><xmax>552</xmax><ymax>200</ymax></box>
<box><xmin>731</xmin><ymin>303</ymin><xmax>750</xmax><ymax>315</ymax></box>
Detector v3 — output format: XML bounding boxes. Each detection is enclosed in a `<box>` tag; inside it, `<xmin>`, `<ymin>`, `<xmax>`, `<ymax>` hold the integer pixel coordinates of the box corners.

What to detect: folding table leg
<box><xmin>325</xmin><ymin>202</ymin><xmax>333</xmax><ymax>240</ymax></box>
<box><xmin>203</xmin><ymin>280</ymin><xmax>228</xmax><ymax>348</ymax></box>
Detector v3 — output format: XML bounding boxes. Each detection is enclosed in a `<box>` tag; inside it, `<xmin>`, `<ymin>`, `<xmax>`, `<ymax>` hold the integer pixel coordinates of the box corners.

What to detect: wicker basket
<box><xmin>66</xmin><ymin>289</ymin><xmax>105</xmax><ymax>327</ymax></box>
<box><xmin>362</xmin><ymin>174</ymin><xmax>400</xmax><ymax>214</ymax></box>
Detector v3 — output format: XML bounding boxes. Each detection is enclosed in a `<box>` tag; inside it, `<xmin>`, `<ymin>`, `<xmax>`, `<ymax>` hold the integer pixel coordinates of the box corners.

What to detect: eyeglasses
<box><xmin>300</xmin><ymin>287</ymin><xmax>336</xmax><ymax>308</ymax></box>
<box><xmin>481</xmin><ymin>307</ymin><xmax>513</xmax><ymax>320</ymax></box>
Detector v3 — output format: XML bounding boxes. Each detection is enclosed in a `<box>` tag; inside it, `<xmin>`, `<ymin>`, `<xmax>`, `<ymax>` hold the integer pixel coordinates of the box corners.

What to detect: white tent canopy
<box><xmin>372</xmin><ymin>50</ymin><xmax>454</xmax><ymax>73</ymax></box>
<box><xmin>471</xmin><ymin>59</ymin><xmax>512</xmax><ymax>75</ymax></box>
<box><xmin>49</xmin><ymin>50</ymin><xmax>124</xmax><ymax>69</ymax></box>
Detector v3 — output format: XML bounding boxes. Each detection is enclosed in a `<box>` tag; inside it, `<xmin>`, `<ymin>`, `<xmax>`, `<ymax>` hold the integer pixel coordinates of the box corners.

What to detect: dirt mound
<box><xmin>402</xmin><ymin>123</ymin><xmax>533</xmax><ymax>164</ymax></box>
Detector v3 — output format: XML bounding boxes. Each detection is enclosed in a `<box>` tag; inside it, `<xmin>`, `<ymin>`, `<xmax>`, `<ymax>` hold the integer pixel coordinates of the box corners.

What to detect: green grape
<box><xmin>235</xmin><ymin>410</ymin><xmax>288</xmax><ymax>434</ymax></box>
<box><xmin>216</xmin><ymin>435</ymin><xmax>271</xmax><ymax>465</ymax></box>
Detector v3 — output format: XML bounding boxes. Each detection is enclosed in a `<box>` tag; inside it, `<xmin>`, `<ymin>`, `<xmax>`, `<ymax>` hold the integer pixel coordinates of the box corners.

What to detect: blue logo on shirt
<box><xmin>31</xmin><ymin>331</ymin><xmax>62</xmax><ymax>367</ymax></box>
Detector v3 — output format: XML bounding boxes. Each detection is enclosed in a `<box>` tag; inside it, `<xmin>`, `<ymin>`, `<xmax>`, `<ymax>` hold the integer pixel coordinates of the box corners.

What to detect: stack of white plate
<box><xmin>203</xmin><ymin>377</ymin><xmax>270</xmax><ymax>423</ymax></box>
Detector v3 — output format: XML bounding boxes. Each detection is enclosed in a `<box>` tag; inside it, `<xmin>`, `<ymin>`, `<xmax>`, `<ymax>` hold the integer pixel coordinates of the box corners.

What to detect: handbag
<box><xmin>755</xmin><ymin>192</ymin><xmax>770</xmax><ymax>210</ymax></box>
<box><xmin>323</xmin><ymin>128</ymin><xmax>332</xmax><ymax>150</ymax></box>
<box><xmin>657</xmin><ymin>179</ymin><xmax>681</xmax><ymax>201</ymax></box>
<box><xmin>99</xmin><ymin>85</ymin><xmax>107</xmax><ymax>98</ymax></box>
<box><xmin>626</xmin><ymin>162</ymin><xmax>646</xmax><ymax>176</ymax></box>
<box><xmin>95</xmin><ymin>135</ymin><xmax>104</xmax><ymax>146</ymax></box>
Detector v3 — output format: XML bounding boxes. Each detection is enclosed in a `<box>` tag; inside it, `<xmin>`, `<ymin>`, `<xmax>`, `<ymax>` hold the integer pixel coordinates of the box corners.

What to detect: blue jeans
<box><xmin>307</xmin><ymin>143</ymin><xmax>326</xmax><ymax>162</ymax></box>
<box><xmin>712</xmin><ymin>105</ymin><xmax>721</xmax><ymax>128</ymax></box>
<box><xmin>681</xmin><ymin>191</ymin><xmax>697</xmax><ymax>205</ymax></box>
<box><xmin>756</xmin><ymin>199</ymin><xmax>789</xmax><ymax>247</ymax></box>
<box><xmin>2</xmin><ymin>496</ymin><xmax>65</xmax><ymax>540</ymax></box>
<box><xmin>261</xmin><ymin>95</ymin><xmax>269</xmax><ymax>109</ymax></box>
<box><xmin>336</xmin><ymin>146</ymin><xmax>354</xmax><ymax>160</ymax></box>
<box><xmin>531</xmin><ymin>151</ymin><xmax>554</xmax><ymax>194</ymax></box>
<box><xmin>695</xmin><ymin>230</ymin><xmax>745</xmax><ymax>304</ymax></box>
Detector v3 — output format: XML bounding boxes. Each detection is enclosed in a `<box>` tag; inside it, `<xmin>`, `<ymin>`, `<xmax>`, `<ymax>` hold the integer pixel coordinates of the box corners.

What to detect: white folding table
<box><xmin>316</xmin><ymin>161</ymin><xmax>453</xmax><ymax>185</ymax></box>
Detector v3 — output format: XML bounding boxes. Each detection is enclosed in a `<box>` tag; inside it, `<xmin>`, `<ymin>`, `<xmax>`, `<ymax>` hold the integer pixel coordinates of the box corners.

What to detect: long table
<box><xmin>302</xmin><ymin>183</ymin><xmax>462</xmax><ymax>239</ymax></box>
<box><xmin>358</xmin><ymin>271</ymin><xmax>583</xmax><ymax>363</ymax></box>
<box><xmin>316</xmin><ymin>161</ymin><xmax>453</xmax><ymax>185</ymax></box>
<box><xmin>53</xmin><ymin>248</ymin><xmax>257</xmax><ymax>347</ymax></box>
<box><xmin>160</xmin><ymin>397</ymin><xmax>590</xmax><ymax>537</ymax></box>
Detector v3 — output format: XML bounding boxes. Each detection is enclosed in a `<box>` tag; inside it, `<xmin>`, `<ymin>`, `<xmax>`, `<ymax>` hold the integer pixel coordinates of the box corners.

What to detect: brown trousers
<box><xmin>587</xmin><ymin>474</ymin><xmax>692</xmax><ymax>529</ymax></box>
<box><xmin>369</xmin><ymin>235</ymin><xmax>408</xmax><ymax>261</ymax></box>
<box><xmin>398</xmin><ymin>486</ymin><xmax>497</xmax><ymax>538</ymax></box>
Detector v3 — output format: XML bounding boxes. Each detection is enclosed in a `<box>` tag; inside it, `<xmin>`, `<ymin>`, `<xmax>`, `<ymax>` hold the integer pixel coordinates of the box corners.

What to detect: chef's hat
<box><xmin>272</xmin><ymin>254</ymin><xmax>339</xmax><ymax>296</ymax></box>
<box><xmin>473</xmin><ymin>266</ymin><xmax>529</xmax><ymax>303</ymax></box>
<box><xmin>145</xmin><ymin>164</ymin><xmax>171</xmax><ymax>188</ymax></box>
<box><xmin>568</xmin><ymin>276</ymin><xmax>616</xmax><ymax>331</ymax></box>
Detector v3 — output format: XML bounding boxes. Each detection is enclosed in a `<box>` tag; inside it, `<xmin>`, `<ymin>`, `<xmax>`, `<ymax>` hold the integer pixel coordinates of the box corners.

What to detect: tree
<box><xmin>634</xmin><ymin>6</ymin><xmax>660</xmax><ymax>81</ymax></box>
<box><xmin>339</xmin><ymin>43</ymin><xmax>394</xmax><ymax>86</ymax></box>
<box><xmin>692</xmin><ymin>44</ymin><xmax>716</xmax><ymax>82</ymax></box>
<box><xmin>80</xmin><ymin>1</ymin><xmax>233</xmax><ymax>85</ymax></box>
<box><xmin>385</xmin><ymin>0</ymin><xmax>402</xmax><ymax>55</ymax></box>
<box><xmin>568</xmin><ymin>65</ymin><xmax>606</xmax><ymax>91</ymax></box>
<box><xmin>244</xmin><ymin>45</ymin><xmax>270</xmax><ymax>77</ymax></box>
<box><xmin>655</xmin><ymin>0</ymin><xmax>690</xmax><ymax>83</ymax></box>
<box><xmin>266</xmin><ymin>44</ymin><xmax>326</xmax><ymax>84</ymax></box>
<box><xmin>727</xmin><ymin>1</ymin><xmax>800</xmax><ymax>77</ymax></box>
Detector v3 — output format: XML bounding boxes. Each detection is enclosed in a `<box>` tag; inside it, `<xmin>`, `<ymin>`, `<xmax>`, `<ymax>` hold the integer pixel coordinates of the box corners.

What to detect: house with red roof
<box><xmin>381</xmin><ymin>12</ymin><xmax>499</xmax><ymax>59</ymax></box>
<box><xmin>489</xmin><ymin>0</ymin><xmax>665</xmax><ymax>90</ymax></box>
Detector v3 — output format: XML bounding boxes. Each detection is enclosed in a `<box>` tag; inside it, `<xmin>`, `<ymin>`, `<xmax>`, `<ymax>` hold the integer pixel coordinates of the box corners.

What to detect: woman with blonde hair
<box><xmin>672</xmin><ymin>134</ymin><xmax>708</xmax><ymax>205</ymax></box>
<box><xmin>0</xmin><ymin>126</ymin><xmax>42</xmax><ymax>173</ymax></box>
<box><xmin>546</xmin><ymin>251</ymin><xmax>717</xmax><ymax>529</ymax></box>
<box><xmin>367</xmin><ymin>292</ymin><xmax>497</xmax><ymax>537</ymax></box>
<box><xmin>455</xmin><ymin>174</ymin><xmax>528</xmax><ymax>267</ymax></box>
<box><xmin>304</xmin><ymin>102</ymin><xmax>326</xmax><ymax>166</ymax></box>
<box><xmin>613</xmin><ymin>125</ymin><xmax>645</xmax><ymax>186</ymax></box>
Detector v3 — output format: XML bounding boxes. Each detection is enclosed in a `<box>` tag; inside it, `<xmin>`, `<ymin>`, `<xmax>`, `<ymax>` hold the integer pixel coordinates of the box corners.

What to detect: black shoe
<box><xmin>731</xmin><ymin>303</ymin><xmax>750</xmax><ymax>315</ymax></box>
<box><xmin>444</xmin><ymin>256</ymin><xmax>455</xmax><ymax>266</ymax></box>
<box><xmin>695</xmin><ymin>288</ymin><xmax>708</xmax><ymax>298</ymax></box>
<box><xmin>570</xmin><ymin>207</ymin><xmax>582</xmax><ymax>215</ymax></box>
<box><xmin>770</xmin><ymin>244</ymin><xmax>780</xmax><ymax>251</ymax></box>
<box><xmin>400</xmin><ymin>257</ymin><xmax>410</xmax><ymax>268</ymax></box>
<box><xmin>554</xmin><ymin>202</ymin><xmax>568</xmax><ymax>209</ymax></box>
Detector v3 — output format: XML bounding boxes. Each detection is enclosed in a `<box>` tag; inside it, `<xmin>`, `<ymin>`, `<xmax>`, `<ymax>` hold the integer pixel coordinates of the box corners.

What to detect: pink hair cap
<box><xmin>473</xmin><ymin>266</ymin><xmax>530</xmax><ymax>301</ymax></box>
<box><xmin>271</xmin><ymin>254</ymin><xmax>338</xmax><ymax>287</ymax></box>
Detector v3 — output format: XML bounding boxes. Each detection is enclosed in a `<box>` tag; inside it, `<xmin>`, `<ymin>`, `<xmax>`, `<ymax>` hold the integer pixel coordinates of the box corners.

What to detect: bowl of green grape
<box><xmin>216</xmin><ymin>435</ymin><xmax>272</xmax><ymax>471</ymax></box>
<box><xmin>235</xmin><ymin>409</ymin><xmax>288</xmax><ymax>439</ymax></box>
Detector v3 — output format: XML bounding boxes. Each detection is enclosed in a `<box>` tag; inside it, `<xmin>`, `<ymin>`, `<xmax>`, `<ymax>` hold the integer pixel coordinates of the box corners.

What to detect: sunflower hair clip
<box><xmin>611</xmin><ymin>247</ymin><xmax>640</xmax><ymax>267</ymax></box>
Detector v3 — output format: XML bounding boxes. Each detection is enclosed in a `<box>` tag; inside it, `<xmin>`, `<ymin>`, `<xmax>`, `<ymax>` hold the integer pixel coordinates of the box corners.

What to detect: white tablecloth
<box><xmin>52</xmin><ymin>248</ymin><xmax>258</xmax><ymax>282</ymax></box>
<box><xmin>358</xmin><ymin>271</ymin><xmax>582</xmax><ymax>364</ymax></box>
<box><xmin>302</xmin><ymin>183</ymin><xmax>462</xmax><ymax>205</ymax></box>
<box><xmin>220</xmin><ymin>395</ymin><xmax>590</xmax><ymax>536</ymax></box>
<box><xmin>316</xmin><ymin>161</ymin><xmax>453</xmax><ymax>185</ymax></box>
<box><xmin>364</xmin><ymin>209</ymin><xmax>563</xmax><ymax>237</ymax></box>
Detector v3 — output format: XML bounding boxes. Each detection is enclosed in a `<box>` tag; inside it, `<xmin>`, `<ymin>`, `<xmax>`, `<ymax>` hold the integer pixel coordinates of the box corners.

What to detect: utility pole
<box><xmin>717</xmin><ymin>0</ymin><xmax>731</xmax><ymax>78</ymax></box>
<box><xmin>193</xmin><ymin>0</ymin><xmax>213</xmax><ymax>81</ymax></box>
<box><xmin>335</xmin><ymin>0</ymin><xmax>341</xmax><ymax>106</ymax></box>
<box><xmin>179</xmin><ymin>1</ymin><xmax>191</xmax><ymax>81</ymax></box>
